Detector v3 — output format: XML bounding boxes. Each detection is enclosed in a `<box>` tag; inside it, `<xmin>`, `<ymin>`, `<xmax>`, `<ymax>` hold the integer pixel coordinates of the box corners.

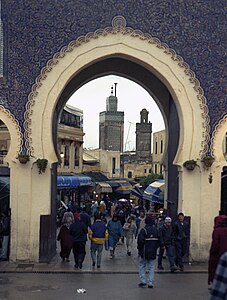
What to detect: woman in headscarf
<box><xmin>107</xmin><ymin>214</ymin><xmax>123</xmax><ymax>257</ymax></box>
<box><xmin>57</xmin><ymin>208</ymin><xmax>74</xmax><ymax>262</ymax></box>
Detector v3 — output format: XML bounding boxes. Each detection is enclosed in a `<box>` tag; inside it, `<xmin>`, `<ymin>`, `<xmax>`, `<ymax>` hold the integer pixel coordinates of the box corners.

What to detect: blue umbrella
<box><xmin>130</xmin><ymin>185</ymin><xmax>143</xmax><ymax>199</ymax></box>
<box><xmin>143</xmin><ymin>180</ymin><xmax>165</xmax><ymax>204</ymax></box>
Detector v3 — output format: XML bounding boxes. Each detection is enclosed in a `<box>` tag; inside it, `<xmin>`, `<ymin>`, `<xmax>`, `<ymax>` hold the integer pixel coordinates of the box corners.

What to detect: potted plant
<box><xmin>201</xmin><ymin>155</ymin><xmax>215</xmax><ymax>168</ymax></box>
<box><xmin>35</xmin><ymin>158</ymin><xmax>48</xmax><ymax>174</ymax></box>
<box><xmin>17</xmin><ymin>153</ymin><xmax>30</xmax><ymax>164</ymax></box>
<box><xmin>183</xmin><ymin>159</ymin><xmax>197</xmax><ymax>171</ymax></box>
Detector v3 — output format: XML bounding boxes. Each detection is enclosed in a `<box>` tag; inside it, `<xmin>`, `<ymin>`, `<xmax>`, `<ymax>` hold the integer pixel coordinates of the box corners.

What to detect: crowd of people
<box><xmin>57</xmin><ymin>200</ymin><xmax>191</xmax><ymax>289</ymax></box>
<box><xmin>1</xmin><ymin>199</ymin><xmax>226</xmax><ymax>297</ymax></box>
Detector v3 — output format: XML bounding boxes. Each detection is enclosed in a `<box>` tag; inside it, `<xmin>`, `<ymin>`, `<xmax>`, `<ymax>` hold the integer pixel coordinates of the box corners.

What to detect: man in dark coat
<box><xmin>69</xmin><ymin>213</ymin><xmax>88</xmax><ymax>269</ymax></box>
<box><xmin>80</xmin><ymin>207</ymin><xmax>91</xmax><ymax>229</ymax></box>
<box><xmin>137</xmin><ymin>216</ymin><xmax>159</xmax><ymax>288</ymax></box>
<box><xmin>159</xmin><ymin>217</ymin><xmax>177</xmax><ymax>272</ymax></box>
<box><xmin>173</xmin><ymin>212</ymin><xmax>189</xmax><ymax>271</ymax></box>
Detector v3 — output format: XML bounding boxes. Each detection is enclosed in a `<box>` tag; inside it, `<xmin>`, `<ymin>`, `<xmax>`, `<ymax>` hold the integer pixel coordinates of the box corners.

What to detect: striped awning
<box><xmin>96</xmin><ymin>182</ymin><xmax>112</xmax><ymax>193</ymax></box>
<box><xmin>115</xmin><ymin>181</ymin><xmax>132</xmax><ymax>195</ymax></box>
<box><xmin>57</xmin><ymin>175</ymin><xmax>92</xmax><ymax>189</ymax></box>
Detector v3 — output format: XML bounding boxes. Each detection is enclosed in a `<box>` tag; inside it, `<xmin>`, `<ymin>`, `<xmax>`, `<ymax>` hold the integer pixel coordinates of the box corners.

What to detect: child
<box><xmin>123</xmin><ymin>216</ymin><xmax>136</xmax><ymax>256</ymax></box>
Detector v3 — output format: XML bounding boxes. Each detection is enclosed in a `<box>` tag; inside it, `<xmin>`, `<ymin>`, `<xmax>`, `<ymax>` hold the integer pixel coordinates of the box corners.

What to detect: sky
<box><xmin>67</xmin><ymin>75</ymin><xmax>165</xmax><ymax>151</ymax></box>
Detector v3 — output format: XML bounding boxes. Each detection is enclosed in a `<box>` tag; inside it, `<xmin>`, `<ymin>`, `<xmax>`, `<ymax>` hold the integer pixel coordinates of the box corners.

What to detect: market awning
<box><xmin>131</xmin><ymin>185</ymin><xmax>143</xmax><ymax>199</ymax></box>
<box><xmin>57</xmin><ymin>175</ymin><xmax>92</xmax><ymax>189</ymax></box>
<box><xmin>115</xmin><ymin>181</ymin><xmax>132</xmax><ymax>195</ymax></box>
<box><xmin>96</xmin><ymin>182</ymin><xmax>112</xmax><ymax>193</ymax></box>
<box><xmin>143</xmin><ymin>180</ymin><xmax>165</xmax><ymax>204</ymax></box>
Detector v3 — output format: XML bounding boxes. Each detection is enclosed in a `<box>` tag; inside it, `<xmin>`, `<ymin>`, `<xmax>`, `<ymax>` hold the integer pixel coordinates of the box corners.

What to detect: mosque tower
<box><xmin>99</xmin><ymin>83</ymin><xmax>124</xmax><ymax>152</ymax></box>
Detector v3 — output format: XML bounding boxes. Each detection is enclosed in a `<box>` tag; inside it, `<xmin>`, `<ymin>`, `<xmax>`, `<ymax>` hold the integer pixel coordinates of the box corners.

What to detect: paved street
<box><xmin>0</xmin><ymin>238</ymin><xmax>210</xmax><ymax>300</ymax></box>
<box><xmin>0</xmin><ymin>272</ymin><xmax>209</xmax><ymax>300</ymax></box>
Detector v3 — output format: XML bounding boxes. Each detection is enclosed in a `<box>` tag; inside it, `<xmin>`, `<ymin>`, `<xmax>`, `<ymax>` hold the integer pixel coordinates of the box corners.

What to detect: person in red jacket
<box><xmin>208</xmin><ymin>215</ymin><xmax>227</xmax><ymax>285</ymax></box>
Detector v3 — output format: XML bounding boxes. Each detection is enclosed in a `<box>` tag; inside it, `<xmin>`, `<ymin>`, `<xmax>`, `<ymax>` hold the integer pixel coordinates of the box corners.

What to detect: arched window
<box><xmin>64</xmin><ymin>145</ymin><xmax>69</xmax><ymax>167</ymax></box>
<box><xmin>74</xmin><ymin>146</ymin><xmax>79</xmax><ymax>167</ymax></box>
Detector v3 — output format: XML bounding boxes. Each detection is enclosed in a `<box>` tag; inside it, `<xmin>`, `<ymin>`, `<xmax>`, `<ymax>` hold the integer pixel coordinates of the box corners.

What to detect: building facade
<box><xmin>83</xmin><ymin>149</ymin><xmax>120</xmax><ymax>179</ymax></box>
<box><xmin>99</xmin><ymin>85</ymin><xmax>124</xmax><ymax>152</ymax></box>
<box><xmin>123</xmin><ymin>162</ymin><xmax>152</xmax><ymax>180</ymax></box>
<box><xmin>58</xmin><ymin>104</ymin><xmax>84</xmax><ymax>174</ymax></box>
<box><xmin>153</xmin><ymin>129</ymin><xmax>166</xmax><ymax>175</ymax></box>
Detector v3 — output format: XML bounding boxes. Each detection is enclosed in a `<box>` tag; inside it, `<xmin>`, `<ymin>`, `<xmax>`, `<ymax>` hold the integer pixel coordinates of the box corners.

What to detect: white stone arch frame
<box><xmin>23</xmin><ymin>16</ymin><xmax>210</xmax><ymax>165</ymax></box>
<box><xmin>211</xmin><ymin>115</ymin><xmax>227</xmax><ymax>163</ymax></box>
<box><xmin>0</xmin><ymin>105</ymin><xmax>23</xmax><ymax>163</ymax></box>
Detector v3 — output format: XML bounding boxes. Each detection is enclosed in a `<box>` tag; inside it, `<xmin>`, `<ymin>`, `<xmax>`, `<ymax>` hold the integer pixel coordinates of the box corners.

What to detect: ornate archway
<box><xmin>24</xmin><ymin>16</ymin><xmax>209</xmax><ymax>162</ymax></box>
<box><xmin>10</xmin><ymin>16</ymin><xmax>216</xmax><ymax>262</ymax></box>
<box><xmin>0</xmin><ymin>105</ymin><xmax>22</xmax><ymax>161</ymax></box>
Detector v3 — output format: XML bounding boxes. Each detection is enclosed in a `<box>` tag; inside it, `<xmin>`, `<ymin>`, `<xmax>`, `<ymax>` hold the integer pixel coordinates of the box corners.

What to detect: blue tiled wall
<box><xmin>0</xmin><ymin>0</ymin><xmax>226</xmax><ymax>134</ymax></box>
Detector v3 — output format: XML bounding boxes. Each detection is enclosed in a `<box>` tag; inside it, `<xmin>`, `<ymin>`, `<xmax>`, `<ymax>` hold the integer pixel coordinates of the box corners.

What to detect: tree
<box><xmin>140</xmin><ymin>173</ymin><xmax>163</xmax><ymax>187</ymax></box>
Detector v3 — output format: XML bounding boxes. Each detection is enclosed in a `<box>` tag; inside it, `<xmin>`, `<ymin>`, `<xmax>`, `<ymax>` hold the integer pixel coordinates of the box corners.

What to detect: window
<box><xmin>64</xmin><ymin>146</ymin><xmax>69</xmax><ymax>167</ymax></box>
<box><xmin>155</xmin><ymin>164</ymin><xmax>157</xmax><ymax>173</ymax></box>
<box><xmin>112</xmin><ymin>157</ymin><xmax>116</xmax><ymax>174</ymax></box>
<box><xmin>155</xmin><ymin>141</ymin><xmax>158</xmax><ymax>154</ymax></box>
<box><xmin>160</xmin><ymin>140</ymin><xmax>163</xmax><ymax>154</ymax></box>
<box><xmin>144</xmin><ymin>169</ymin><xmax>147</xmax><ymax>174</ymax></box>
<box><xmin>128</xmin><ymin>171</ymin><xmax>132</xmax><ymax>178</ymax></box>
<box><xmin>74</xmin><ymin>147</ymin><xmax>79</xmax><ymax>167</ymax></box>
<box><xmin>160</xmin><ymin>165</ymin><xmax>163</xmax><ymax>174</ymax></box>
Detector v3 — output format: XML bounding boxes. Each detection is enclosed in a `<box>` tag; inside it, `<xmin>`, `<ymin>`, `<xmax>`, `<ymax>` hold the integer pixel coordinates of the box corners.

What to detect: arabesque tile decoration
<box><xmin>0</xmin><ymin>0</ymin><xmax>226</xmax><ymax>144</ymax></box>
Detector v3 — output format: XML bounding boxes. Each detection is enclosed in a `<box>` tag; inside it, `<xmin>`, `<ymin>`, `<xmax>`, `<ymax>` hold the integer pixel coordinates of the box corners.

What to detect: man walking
<box><xmin>173</xmin><ymin>212</ymin><xmax>189</xmax><ymax>271</ymax></box>
<box><xmin>80</xmin><ymin>207</ymin><xmax>91</xmax><ymax>229</ymax></box>
<box><xmin>137</xmin><ymin>216</ymin><xmax>159</xmax><ymax>288</ymax></box>
<box><xmin>69</xmin><ymin>213</ymin><xmax>88</xmax><ymax>269</ymax></box>
<box><xmin>88</xmin><ymin>213</ymin><xmax>108</xmax><ymax>268</ymax></box>
<box><xmin>159</xmin><ymin>217</ymin><xmax>177</xmax><ymax>272</ymax></box>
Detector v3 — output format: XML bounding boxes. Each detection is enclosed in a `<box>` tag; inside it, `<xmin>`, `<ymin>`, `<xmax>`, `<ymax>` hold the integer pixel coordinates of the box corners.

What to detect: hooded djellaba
<box><xmin>208</xmin><ymin>215</ymin><xmax>227</xmax><ymax>285</ymax></box>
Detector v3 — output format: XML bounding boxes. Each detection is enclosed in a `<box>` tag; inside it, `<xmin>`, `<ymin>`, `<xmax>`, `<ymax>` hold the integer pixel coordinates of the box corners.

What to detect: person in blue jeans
<box><xmin>88</xmin><ymin>213</ymin><xmax>108</xmax><ymax>268</ymax></box>
<box><xmin>137</xmin><ymin>216</ymin><xmax>160</xmax><ymax>288</ymax></box>
<box><xmin>159</xmin><ymin>217</ymin><xmax>177</xmax><ymax>272</ymax></box>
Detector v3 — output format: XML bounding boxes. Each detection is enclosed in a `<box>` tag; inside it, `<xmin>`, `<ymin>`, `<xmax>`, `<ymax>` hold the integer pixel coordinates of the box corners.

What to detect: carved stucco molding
<box><xmin>23</xmin><ymin>15</ymin><xmax>210</xmax><ymax>156</ymax></box>
<box><xmin>210</xmin><ymin>114</ymin><xmax>227</xmax><ymax>158</ymax></box>
<box><xmin>0</xmin><ymin>105</ymin><xmax>23</xmax><ymax>154</ymax></box>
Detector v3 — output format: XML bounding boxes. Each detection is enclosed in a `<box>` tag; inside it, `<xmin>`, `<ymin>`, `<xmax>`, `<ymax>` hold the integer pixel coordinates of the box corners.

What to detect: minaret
<box><xmin>99</xmin><ymin>84</ymin><xmax>124</xmax><ymax>152</ymax></box>
<box><xmin>135</xmin><ymin>109</ymin><xmax>152</xmax><ymax>162</ymax></box>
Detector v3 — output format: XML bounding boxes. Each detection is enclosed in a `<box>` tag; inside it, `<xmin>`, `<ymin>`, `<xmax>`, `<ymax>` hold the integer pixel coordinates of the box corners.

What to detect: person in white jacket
<box><xmin>123</xmin><ymin>216</ymin><xmax>137</xmax><ymax>256</ymax></box>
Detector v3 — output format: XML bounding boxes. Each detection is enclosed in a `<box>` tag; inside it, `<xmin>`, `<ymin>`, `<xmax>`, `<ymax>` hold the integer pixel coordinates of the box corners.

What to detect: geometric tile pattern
<box><xmin>0</xmin><ymin>1</ymin><xmax>226</xmax><ymax>141</ymax></box>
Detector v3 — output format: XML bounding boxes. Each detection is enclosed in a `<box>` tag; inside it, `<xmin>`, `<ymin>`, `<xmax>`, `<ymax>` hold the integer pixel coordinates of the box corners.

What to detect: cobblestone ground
<box><xmin>0</xmin><ymin>273</ymin><xmax>210</xmax><ymax>300</ymax></box>
<box><xmin>0</xmin><ymin>226</ymin><xmax>210</xmax><ymax>299</ymax></box>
